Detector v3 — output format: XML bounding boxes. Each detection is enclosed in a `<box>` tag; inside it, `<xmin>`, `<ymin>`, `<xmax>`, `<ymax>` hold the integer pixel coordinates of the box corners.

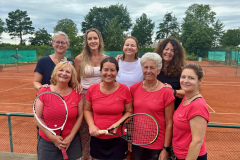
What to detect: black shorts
<box><xmin>176</xmin><ymin>153</ymin><xmax>207</xmax><ymax>160</ymax></box>
<box><xmin>90</xmin><ymin>136</ymin><xmax>128</xmax><ymax>160</ymax></box>
<box><xmin>132</xmin><ymin>145</ymin><xmax>162</xmax><ymax>160</ymax></box>
<box><xmin>37</xmin><ymin>133</ymin><xmax>82</xmax><ymax>160</ymax></box>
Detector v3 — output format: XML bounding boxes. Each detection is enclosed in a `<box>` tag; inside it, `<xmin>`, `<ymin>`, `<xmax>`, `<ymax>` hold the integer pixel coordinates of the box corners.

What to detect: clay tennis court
<box><xmin>0</xmin><ymin>62</ymin><xmax>240</xmax><ymax>159</ymax></box>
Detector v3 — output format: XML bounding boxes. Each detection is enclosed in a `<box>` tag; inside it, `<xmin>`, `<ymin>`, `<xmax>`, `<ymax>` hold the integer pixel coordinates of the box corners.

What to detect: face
<box><xmin>87</xmin><ymin>31</ymin><xmax>100</xmax><ymax>51</ymax></box>
<box><xmin>101</xmin><ymin>62</ymin><xmax>118</xmax><ymax>83</ymax></box>
<box><xmin>162</xmin><ymin>42</ymin><xmax>174</xmax><ymax>62</ymax></box>
<box><xmin>52</xmin><ymin>35</ymin><xmax>69</xmax><ymax>54</ymax></box>
<box><xmin>56</xmin><ymin>66</ymin><xmax>72</xmax><ymax>83</ymax></box>
<box><xmin>142</xmin><ymin>60</ymin><xmax>160</xmax><ymax>81</ymax></box>
<box><xmin>123</xmin><ymin>38</ymin><xmax>138</xmax><ymax>57</ymax></box>
<box><xmin>180</xmin><ymin>68</ymin><xmax>201</xmax><ymax>93</ymax></box>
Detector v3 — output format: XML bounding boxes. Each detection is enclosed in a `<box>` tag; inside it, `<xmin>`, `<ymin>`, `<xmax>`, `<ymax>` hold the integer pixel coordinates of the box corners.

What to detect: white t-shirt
<box><xmin>116</xmin><ymin>58</ymin><xmax>144</xmax><ymax>89</ymax></box>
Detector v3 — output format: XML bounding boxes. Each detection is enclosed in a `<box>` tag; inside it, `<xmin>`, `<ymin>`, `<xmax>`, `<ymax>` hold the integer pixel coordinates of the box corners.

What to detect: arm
<box><xmin>159</xmin><ymin>101</ymin><xmax>174</xmax><ymax>160</ymax></box>
<box><xmin>108</xmin><ymin>102</ymin><xmax>133</xmax><ymax>133</ymax></box>
<box><xmin>185</xmin><ymin>116</ymin><xmax>207</xmax><ymax>160</ymax></box>
<box><xmin>163</xmin><ymin>83</ymin><xmax>185</xmax><ymax>98</ymax></box>
<box><xmin>74</xmin><ymin>54</ymin><xmax>82</xmax><ymax>83</ymax></box>
<box><xmin>33</xmin><ymin>72</ymin><xmax>44</xmax><ymax>91</ymax></box>
<box><xmin>84</xmin><ymin>99</ymin><xmax>100</xmax><ymax>137</ymax></box>
<box><xmin>62</xmin><ymin>98</ymin><xmax>84</xmax><ymax>150</ymax></box>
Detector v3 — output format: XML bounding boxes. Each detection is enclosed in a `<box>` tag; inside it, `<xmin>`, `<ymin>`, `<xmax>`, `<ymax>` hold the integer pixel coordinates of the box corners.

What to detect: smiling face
<box><xmin>180</xmin><ymin>68</ymin><xmax>201</xmax><ymax>93</ymax></box>
<box><xmin>56</xmin><ymin>66</ymin><xmax>72</xmax><ymax>84</ymax></box>
<box><xmin>52</xmin><ymin>35</ymin><xmax>69</xmax><ymax>54</ymax></box>
<box><xmin>162</xmin><ymin>42</ymin><xmax>174</xmax><ymax>63</ymax></box>
<box><xmin>101</xmin><ymin>61</ymin><xmax>118</xmax><ymax>83</ymax></box>
<box><xmin>123</xmin><ymin>38</ymin><xmax>138</xmax><ymax>58</ymax></box>
<box><xmin>87</xmin><ymin>31</ymin><xmax>100</xmax><ymax>51</ymax></box>
<box><xmin>142</xmin><ymin>60</ymin><xmax>160</xmax><ymax>81</ymax></box>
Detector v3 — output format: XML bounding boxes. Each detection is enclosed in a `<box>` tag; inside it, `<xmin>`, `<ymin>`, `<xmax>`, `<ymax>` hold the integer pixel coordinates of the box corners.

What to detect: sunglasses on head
<box><xmin>60</xmin><ymin>59</ymin><xmax>74</xmax><ymax>65</ymax></box>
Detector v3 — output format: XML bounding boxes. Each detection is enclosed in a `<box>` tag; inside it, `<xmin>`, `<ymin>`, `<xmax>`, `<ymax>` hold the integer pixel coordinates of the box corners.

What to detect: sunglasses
<box><xmin>60</xmin><ymin>59</ymin><xmax>74</xmax><ymax>65</ymax></box>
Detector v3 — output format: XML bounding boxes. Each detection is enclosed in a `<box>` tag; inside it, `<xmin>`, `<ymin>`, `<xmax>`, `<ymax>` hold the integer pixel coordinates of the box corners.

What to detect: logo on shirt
<box><xmin>179</xmin><ymin>114</ymin><xmax>182</xmax><ymax>117</ymax></box>
<box><xmin>153</xmin><ymin>99</ymin><xmax>157</xmax><ymax>102</ymax></box>
<box><xmin>115</xmin><ymin>98</ymin><xmax>119</xmax><ymax>101</ymax></box>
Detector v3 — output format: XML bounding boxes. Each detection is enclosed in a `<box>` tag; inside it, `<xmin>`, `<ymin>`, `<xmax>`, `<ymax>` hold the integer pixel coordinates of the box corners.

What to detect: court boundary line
<box><xmin>0</xmin><ymin>83</ymin><xmax>32</xmax><ymax>93</ymax></box>
<box><xmin>0</xmin><ymin>102</ymin><xmax>32</xmax><ymax>106</ymax></box>
<box><xmin>207</xmin><ymin>104</ymin><xmax>215</xmax><ymax>112</ymax></box>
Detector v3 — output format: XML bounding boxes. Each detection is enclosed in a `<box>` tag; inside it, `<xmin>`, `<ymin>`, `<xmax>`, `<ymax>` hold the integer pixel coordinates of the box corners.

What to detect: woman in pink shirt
<box><xmin>172</xmin><ymin>63</ymin><xmax>209</xmax><ymax>160</ymax></box>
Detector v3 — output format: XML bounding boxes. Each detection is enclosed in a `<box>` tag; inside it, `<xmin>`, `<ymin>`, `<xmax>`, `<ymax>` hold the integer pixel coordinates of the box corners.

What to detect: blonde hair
<box><xmin>50</xmin><ymin>61</ymin><xmax>78</xmax><ymax>88</ymax></box>
<box><xmin>79</xmin><ymin>28</ymin><xmax>104</xmax><ymax>78</ymax></box>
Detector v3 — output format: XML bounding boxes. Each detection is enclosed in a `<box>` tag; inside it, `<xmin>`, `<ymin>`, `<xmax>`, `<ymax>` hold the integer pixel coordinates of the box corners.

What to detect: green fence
<box><xmin>207</xmin><ymin>49</ymin><xmax>240</xmax><ymax>65</ymax></box>
<box><xmin>104</xmin><ymin>51</ymin><xmax>147</xmax><ymax>58</ymax></box>
<box><xmin>0</xmin><ymin>113</ymin><xmax>239</xmax><ymax>159</ymax></box>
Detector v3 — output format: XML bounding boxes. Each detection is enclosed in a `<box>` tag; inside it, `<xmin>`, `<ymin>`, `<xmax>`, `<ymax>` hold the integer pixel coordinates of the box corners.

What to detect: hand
<box><xmin>50</xmin><ymin>135</ymin><xmax>65</xmax><ymax>149</ymax></box>
<box><xmin>115</xmin><ymin>54</ymin><xmax>123</xmax><ymax>61</ymax></box>
<box><xmin>62</xmin><ymin>135</ymin><xmax>74</xmax><ymax>150</ymax></box>
<box><xmin>41</xmin><ymin>84</ymin><xmax>49</xmax><ymax>88</ymax></box>
<box><xmin>107</xmin><ymin>123</ymin><xmax>119</xmax><ymax>134</ymax></box>
<box><xmin>163</xmin><ymin>83</ymin><xmax>172</xmax><ymax>89</ymax></box>
<box><xmin>158</xmin><ymin>149</ymin><xmax>169</xmax><ymax>160</ymax></box>
<box><xmin>74</xmin><ymin>83</ymin><xmax>83</xmax><ymax>94</ymax></box>
<box><xmin>89</xmin><ymin>125</ymin><xmax>100</xmax><ymax>137</ymax></box>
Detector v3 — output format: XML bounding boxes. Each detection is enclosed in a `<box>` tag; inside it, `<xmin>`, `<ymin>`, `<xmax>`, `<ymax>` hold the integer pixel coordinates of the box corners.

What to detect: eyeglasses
<box><xmin>54</xmin><ymin>41</ymin><xmax>68</xmax><ymax>45</ymax></box>
<box><xmin>60</xmin><ymin>59</ymin><xmax>74</xmax><ymax>65</ymax></box>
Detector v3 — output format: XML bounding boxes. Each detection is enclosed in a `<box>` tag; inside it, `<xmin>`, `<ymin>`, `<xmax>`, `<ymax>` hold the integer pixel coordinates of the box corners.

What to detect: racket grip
<box><xmin>98</xmin><ymin>130</ymin><xmax>108</xmax><ymax>134</ymax></box>
<box><xmin>61</xmin><ymin>148</ymin><xmax>68</xmax><ymax>160</ymax></box>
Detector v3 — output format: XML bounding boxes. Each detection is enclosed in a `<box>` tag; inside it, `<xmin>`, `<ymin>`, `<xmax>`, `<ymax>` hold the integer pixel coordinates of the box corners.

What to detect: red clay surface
<box><xmin>0</xmin><ymin>62</ymin><xmax>240</xmax><ymax>159</ymax></box>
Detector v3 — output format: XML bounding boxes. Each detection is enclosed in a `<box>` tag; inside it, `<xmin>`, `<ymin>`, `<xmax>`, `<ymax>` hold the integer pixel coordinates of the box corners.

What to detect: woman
<box><xmin>74</xmin><ymin>28</ymin><xmax>107</xmax><ymax>160</ymax></box>
<box><xmin>130</xmin><ymin>52</ymin><xmax>175</xmax><ymax>160</ymax></box>
<box><xmin>172</xmin><ymin>63</ymin><xmax>209</xmax><ymax>160</ymax></box>
<box><xmin>84</xmin><ymin>57</ymin><xmax>133</xmax><ymax>160</ymax></box>
<box><xmin>34</xmin><ymin>31</ymin><xmax>73</xmax><ymax>91</ymax></box>
<box><xmin>35</xmin><ymin>61</ymin><xmax>83</xmax><ymax>160</ymax></box>
<box><xmin>116</xmin><ymin>36</ymin><xmax>144</xmax><ymax>88</ymax></box>
<box><xmin>154</xmin><ymin>37</ymin><xmax>186</xmax><ymax>110</ymax></box>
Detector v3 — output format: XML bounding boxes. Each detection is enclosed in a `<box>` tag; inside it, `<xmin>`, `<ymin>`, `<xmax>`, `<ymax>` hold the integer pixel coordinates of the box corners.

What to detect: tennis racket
<box><xmin>33</xmin><ymin>91</ymin><xmax>68</xmax><ymax>160</ymax></box>
<box><xmin>98</xmin><ymin>113</ymin><xmax>159</xmax><ymax>146</ymax></box>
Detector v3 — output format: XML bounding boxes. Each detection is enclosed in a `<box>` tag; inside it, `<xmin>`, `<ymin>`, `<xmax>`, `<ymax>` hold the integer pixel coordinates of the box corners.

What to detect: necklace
<box><xmin>143</xmin><ymin>80</ymin><xmax>158</xmax><ymax>91</ymax></box>
<box><xmin>184</xmin><ymin>92</ymin><xmax>200</xmax><ymax>101</ymax></box>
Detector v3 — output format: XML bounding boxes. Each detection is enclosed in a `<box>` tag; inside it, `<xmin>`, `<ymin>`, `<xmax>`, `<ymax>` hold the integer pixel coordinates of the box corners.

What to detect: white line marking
<box><xmin>0</xmin><ymin>83</ymin><xmax>32</xmax><ymax>93</ymax></box>
<box><xmin>209</xmin><ymin>122</ymin><xmax>240</xmax><ymax>125</ymax></box>
<box><xmin>0</xmin><ymin>102</ymin><xmax>32</xmax><ymax>105</ymax></box>
<box><xmin>209</xmin><ymin>112</ymin><xmax>240</xmax><ymax>115</ymax></box>
<box><xmin>207</xmin><ymin>104</ymin><xmax>215</xmax><ymax>112</ymax></box>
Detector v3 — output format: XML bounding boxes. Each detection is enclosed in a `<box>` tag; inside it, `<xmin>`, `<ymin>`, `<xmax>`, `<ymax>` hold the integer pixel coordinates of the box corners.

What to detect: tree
<box><xmin>53</xmin><ymin>18</ymin><xmax>78</xmax><ymax>48</ymax></box>
<box><xmin>220</xmin><ymin>29</ymin><xmax>240</xmax><ymax>47</ymax></box>
<box><xmin>29</xmin><ymin>28</ymin><xmax>52</xmax><ymax>46</ymax></box>
<box><xmin>81</xmin><ymin>4</ymin><xmax>132</xmax><ymax>40</ymax></box>
<box><xmin>6</xmin><ymin>9</ymin><xmax>34</xmax><ymax>45</ymax></box>
<box><xmin>155</xmin><ymin>12</ymin><xmax>180</xmax><ymax>41</ymax></box>
<box><xmin>131</xmin><ymin>13</ymin><xmax>155</xmax><ymax>48</ymax></box>
<box><xmin>212</xmin><ymin>19</ymin><xmax>225</xmax><ymax>48</ymax></box>
<box><xmin>181</xmin><ymin>4</ymin><xmax>216</xmax><ymax>54</ymax></box>
<box><xmin>103</xmin><ymin>16</ymin><xmax>125</xmax><ymax>51</ymax></box>
<box><xmin>0</xmin><ymin>18</ymin><xmax>4</xmax><ymax>39</ymax></box>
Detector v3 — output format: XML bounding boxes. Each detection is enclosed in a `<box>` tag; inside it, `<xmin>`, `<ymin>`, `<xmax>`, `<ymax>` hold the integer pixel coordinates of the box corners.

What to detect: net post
<box><xmin>7</xmin><ymin>114</ymin><xmax>14</xmax><ymax>152</ymax></box>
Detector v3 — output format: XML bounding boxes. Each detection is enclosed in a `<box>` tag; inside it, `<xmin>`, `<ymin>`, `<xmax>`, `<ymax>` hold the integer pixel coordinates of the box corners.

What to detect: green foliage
<box><xmin>181</xmin><ymin>4</ymin><xmax>216</xmax><ymax>55</ymax></box>
<box><xmin>212</xmin><ymin>19</ymin><xmax>225</xmax><ymax>48</ymax></box>
<box><xmin>81</xmin><ymin>4</ymin><xmax>132</xmax><ymax>40</ymax></box>
<box><xmin>103</xmin><ymin>16</ymin><xmax>125</xmax><ymax>51</ymax></box>
<box><xmin>131</xmin><ymin>13</ymin><xmax>155</xmax><ymax>48</ymax></box>
<box><xmin>29</xmin><ymin>28</ymin><xmax>52</xmax><ymax>46</ymax></box>
<box><xmin>53</xmin><ymin>18</ymin><xmax>80</xmax><ymax>48</ymax></box>
<box><xmin>220</xmin><ymin>29</ymin><xmax>240</xmax><ymax>47</ymax></box>
<box><xmin>6</xmin><ymin>9</ymin><xmax>34</xmax><ymax>45</ymax></box>
<box><xmin>0</xmin><ymin>18</ymin><xmax>5</xmax><ymax>39</ymax></box>
<box><xmin>155</xmin><ymin>12</ymin><xmax>180</xmax><ymax>40</ymax></box>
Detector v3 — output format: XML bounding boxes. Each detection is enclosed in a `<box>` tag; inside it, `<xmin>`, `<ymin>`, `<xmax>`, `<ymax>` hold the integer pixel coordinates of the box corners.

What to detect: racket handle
<box><xmin>98</xmin><ymin>130</ymin><xmax>108</xmax><ymax>134</ymax></box>
<box><xmin>61</xmin><ymin>148</ymin><xmax>68</xmax><ymax>160</ymax></box>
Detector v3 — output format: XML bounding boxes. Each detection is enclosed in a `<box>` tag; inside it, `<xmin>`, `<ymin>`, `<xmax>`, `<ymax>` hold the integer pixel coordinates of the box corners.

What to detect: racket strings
<box><xmin>124</xmin><ymin>115</ymin><xmax>158</xmax><ymax>145</ymax></box>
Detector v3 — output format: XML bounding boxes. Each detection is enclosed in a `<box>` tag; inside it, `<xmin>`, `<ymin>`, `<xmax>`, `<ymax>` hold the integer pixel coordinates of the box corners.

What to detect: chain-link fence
<box><xmin>0</xmin><ymin>113</ymin><xmax>239</xmax><ymax>160</ymax></box>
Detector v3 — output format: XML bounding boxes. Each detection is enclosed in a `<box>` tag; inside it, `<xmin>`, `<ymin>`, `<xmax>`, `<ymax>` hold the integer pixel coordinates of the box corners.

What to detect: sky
<box><xmin>0</xmin><ymin>0</ymin><xmax>240</xmax><ymax>44</ymax></box>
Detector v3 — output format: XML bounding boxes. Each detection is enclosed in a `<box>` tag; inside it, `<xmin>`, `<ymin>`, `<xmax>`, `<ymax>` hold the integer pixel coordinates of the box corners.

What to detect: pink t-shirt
<box><xmin>172</xmin><ymin>97</ymin><xmax>209</xmax><ymax>159</ymax></box>
<box><xmin>130</xmin><ymin>82</ymin><xmax>175</xmax><ymax>149</ymax></box>
<box><xmin>86</xmin><ymin>83</ymin><xmax>132</xmax><ymax>139</ymax></box>
<box><xmin>38</xmin><ymin>87</ymin><xmax>83</xmax><ymax>141</ymax></box>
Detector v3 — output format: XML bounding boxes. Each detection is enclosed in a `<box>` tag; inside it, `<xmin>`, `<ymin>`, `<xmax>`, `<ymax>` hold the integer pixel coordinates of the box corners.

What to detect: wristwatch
<box><xmin>172</xmin><ymin>89</ymin><xmax>177</xmax><ymax>96</ymax></box>
<box><xmin>163</xmin><ymin>146</ymin><xmax>171</xmax><ymax>152</ymax></box>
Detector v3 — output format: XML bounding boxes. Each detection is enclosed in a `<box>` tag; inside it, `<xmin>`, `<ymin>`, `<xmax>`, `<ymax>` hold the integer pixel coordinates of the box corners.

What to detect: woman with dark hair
<box><xmin>74</xmin><ymin>28</ymin><xmax>108</xmax><ymax>160</ymax></box>
<box><xmin>84</xmin><ymin>56</ymin><xmax>133</xmax><ymax>160</ymax></box>
<box><xmin>154</xmin><ymin>37</ymin><xmax>186</xmax><ymax>110</ymax></box>
<box><xmin>116</xmin><ymin>36</ymin><xmax>144</xmax><ymax>88</ymax></box>
<box><xmin>173</xmin><ymin>63</ymin><xmax>209</xmax><ymax>160</ymax></box>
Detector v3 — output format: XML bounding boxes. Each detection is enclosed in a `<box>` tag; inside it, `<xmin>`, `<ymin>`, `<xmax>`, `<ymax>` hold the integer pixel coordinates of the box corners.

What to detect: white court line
<box><xmin>0</xmin><ymin>82</ymin><xmax>32</xmax><ymax>93</ymax></box>
<box><xmin>209</xmin><ymin>122</ymin><xmax>239</xmax><ymax>125</ymax></box>
<box><xmin>209</xmin><ymin>112</ymin><xmax>240</xmax><ymax>115</ymax></box>
<box><xmin>203</xmin><ymin>84</ymin><xmax>240</xmax><ymax>86</ymax></box>
<box><xmin>0</xmin><ymin>102</ymin><xmax>32</xmax><ymax>106</ymax></box>
<box><xmin>207</xmin><ymin>104</ymin><xmax>215</xmax><ymax>112</ymax></box>
<box><xmin>0</xmin><ymin>111</ymin><xmax>33</xmax><ymax>114</ymax></box>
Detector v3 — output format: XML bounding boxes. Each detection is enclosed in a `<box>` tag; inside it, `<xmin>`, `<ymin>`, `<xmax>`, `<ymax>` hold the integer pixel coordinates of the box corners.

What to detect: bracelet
<box><xmin>163</xmin><ymin>146</ymin><xmax>171</xmax><ymax>152</ymax></box>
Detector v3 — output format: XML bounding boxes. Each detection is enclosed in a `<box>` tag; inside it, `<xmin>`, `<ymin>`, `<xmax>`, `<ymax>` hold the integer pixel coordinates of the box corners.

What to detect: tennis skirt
<box><xmin>90</xmin><ymin>136</ymin><xmax>128</xmax><ymax>160</ymax></box>
<box><xmin>37</xmin><ymin>133</ymin><xmax>82</xmax><ymax>160</ymax></box>
<box><xmin>132</xmin><ymin>145</ymin><xmax>162</xmax><ymax>160</ymax></box>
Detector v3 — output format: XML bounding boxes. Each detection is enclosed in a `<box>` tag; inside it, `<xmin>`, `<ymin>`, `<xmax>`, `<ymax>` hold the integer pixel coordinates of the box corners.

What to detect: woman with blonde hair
<box><xmin>74</xmin><ymin>28</ymin><xmax>107</xmax><ymax>160</ymax></box>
